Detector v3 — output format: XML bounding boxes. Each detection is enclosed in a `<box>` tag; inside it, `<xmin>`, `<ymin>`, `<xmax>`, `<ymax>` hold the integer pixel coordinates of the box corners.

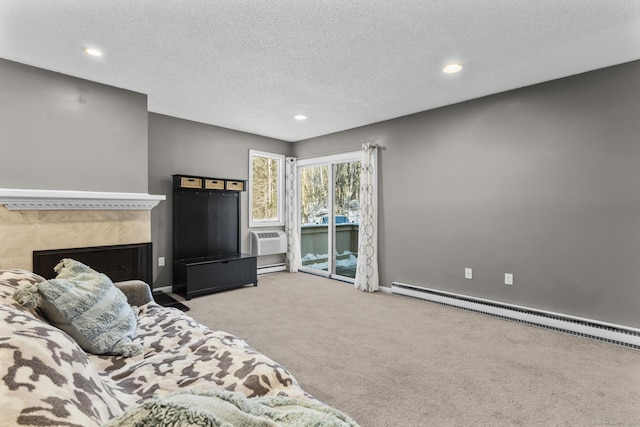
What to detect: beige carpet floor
<box><xmin>174</xmin><ymin>272</ymin><xmax>640</xmax><ymax>427</ymax></box>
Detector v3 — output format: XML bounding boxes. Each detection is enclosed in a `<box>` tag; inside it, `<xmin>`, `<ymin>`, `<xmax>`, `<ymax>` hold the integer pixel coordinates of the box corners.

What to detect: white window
<box><xmin>249</xmin><ymin>150</ymin><xmax>285</xmax><ymax>227</ymax></box>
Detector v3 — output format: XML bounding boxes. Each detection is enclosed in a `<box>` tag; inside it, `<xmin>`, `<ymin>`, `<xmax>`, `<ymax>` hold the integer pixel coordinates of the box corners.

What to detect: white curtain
<box><xmin>285</xmin><ymin>157</ymin><xmax>301</xmax><ymax>272</ymax></box>
<box><xmin>354</xmin><ymin>143</ymin><xmax>379</xmax><ymax>292</ymax></box>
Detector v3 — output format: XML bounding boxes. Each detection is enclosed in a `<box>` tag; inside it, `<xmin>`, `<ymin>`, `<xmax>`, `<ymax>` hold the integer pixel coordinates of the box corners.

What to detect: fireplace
<box><xmin>0</xmin><ymin>188</ymin><xmax>164</xmax><ymax>272</ymax></box>
<box><xmin>33</xmin><ymin>243</ymin><xmax>152</xmax><ymax>283</ymax></box>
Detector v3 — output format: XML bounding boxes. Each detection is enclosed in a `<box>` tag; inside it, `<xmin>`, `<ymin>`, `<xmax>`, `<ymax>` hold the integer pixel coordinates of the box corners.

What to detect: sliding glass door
<box><xmin>298</xmin><ymin>152</ymin><xmax>361</xmax><ymax>281</ymax></box>
<box><xmin>299</xmin><ymin>164</ymin><xmax>329</xmax><ymax>275</ymax></box>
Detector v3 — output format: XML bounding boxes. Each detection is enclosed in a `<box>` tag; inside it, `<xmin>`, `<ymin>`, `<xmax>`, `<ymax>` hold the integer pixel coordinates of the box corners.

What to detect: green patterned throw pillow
<box><xmin>13</xmin><ymin>258</ymin><xmax>142</xmax><ymax>357</ymax></box>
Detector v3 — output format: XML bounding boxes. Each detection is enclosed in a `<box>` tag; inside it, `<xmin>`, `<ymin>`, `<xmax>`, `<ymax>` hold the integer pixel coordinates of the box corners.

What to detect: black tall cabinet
<box><xmin>172</xmin><ymin>174</ymin><xmax>257</xmax><ymax>299</ymax></box>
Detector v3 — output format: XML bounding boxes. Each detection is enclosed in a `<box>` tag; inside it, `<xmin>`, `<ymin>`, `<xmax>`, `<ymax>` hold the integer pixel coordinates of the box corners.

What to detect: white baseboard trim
<box><xmin>153</xmin><ymin>285</ymin><xmax>172</xmax><ymax>294</ymax></box>
<box><xmin>391</xmin><ymin>281</ymin><xmax>640</xmax><ymax>349</ymax></box>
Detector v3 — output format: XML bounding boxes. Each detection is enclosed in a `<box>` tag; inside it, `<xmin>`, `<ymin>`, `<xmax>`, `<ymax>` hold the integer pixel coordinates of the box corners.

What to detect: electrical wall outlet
<box><xmin>158</xmin><ymin>256</ymin><xmax>165</xmax><ymax>267</ymax></box>
<box><xmin>465</xmin><ymin>268</ymin><xmax>473</xmax><ymax>279</ymax></box>
<box><xmin>505</xmin><ymin>273</ymin><xmax>513</xmax><ymax>285</ymax></box>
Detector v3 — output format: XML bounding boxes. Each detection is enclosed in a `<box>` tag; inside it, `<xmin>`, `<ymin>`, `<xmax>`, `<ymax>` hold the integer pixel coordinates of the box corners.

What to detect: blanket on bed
<box><xmin>103</xmin><ymin>389</ymin><xmax>359</xmax><ymax>427</ymax></box>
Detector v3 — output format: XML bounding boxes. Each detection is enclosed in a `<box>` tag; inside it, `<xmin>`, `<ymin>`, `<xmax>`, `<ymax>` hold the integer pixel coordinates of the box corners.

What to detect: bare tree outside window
<box><xmin>249</xmin><ymin>150</ymin><xmax>284</xmax><ymax>227</ymax></box>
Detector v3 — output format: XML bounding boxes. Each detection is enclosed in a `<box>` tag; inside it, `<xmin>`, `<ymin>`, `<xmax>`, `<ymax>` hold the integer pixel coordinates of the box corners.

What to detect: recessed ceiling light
<box><xmin>294</xmin><ymin>115</ymin><xmax>307</xmax><ymax>121</ymax></box>
<box><xmin>443</xmin><ymin>63</ymin><xmax>463</xmax><ymax>74</ymax></box>
<box><xmin>83</xmin><ymin>47</ymin><xmax>103</xmax><ymax>57</ymax></box>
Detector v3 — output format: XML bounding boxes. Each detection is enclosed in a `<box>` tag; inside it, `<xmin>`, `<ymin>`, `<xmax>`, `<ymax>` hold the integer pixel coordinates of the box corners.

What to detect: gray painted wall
<box><xmin>148</xmin><ymin>113</ymin><xmax>292</xmax><ymax>287</ymax></box>
<box><xmin>0</xmin><ymin>59</ymin><xmax>148</xmax><ymax>192</ymax></box>
<box><xmin>2</xmin><ymin>56</ymin><xmax>638</xmax><ymax>328</ymax></box>
<box><xmin>294</xmin><ymin>60</ymin><xmax>640</xmax><ymax>328</ymax></box>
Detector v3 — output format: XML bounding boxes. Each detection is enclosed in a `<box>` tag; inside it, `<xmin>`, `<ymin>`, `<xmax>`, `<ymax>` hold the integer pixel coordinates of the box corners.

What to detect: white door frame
<box><xmin>297</xmin><ymin>151</ymin><xmax>361</xmax><ymax>282</ymax></box>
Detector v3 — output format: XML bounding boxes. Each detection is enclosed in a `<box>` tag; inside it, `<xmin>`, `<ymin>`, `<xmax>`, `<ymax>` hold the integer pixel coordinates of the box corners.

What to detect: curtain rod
<box><xmin>292</xmin><ymin>143</ymin><xmax>385</xmax><ymax>161</ymax></box>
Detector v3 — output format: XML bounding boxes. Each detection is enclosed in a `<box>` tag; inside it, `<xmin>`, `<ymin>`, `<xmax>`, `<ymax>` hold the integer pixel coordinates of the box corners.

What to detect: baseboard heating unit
<box><xmin>391</xmin><ymin>282</ymin><xmax>640</xmax><ymax>349</ymax></box>
<box><xmin>257</xmin><ymin>263</ymin><xmax>287</xmax><ymax>275</ymax></box>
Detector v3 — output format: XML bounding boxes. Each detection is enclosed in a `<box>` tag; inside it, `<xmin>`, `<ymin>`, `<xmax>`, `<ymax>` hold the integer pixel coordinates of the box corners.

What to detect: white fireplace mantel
<box><xmin>0</xmin><ymin>188</ymin><xmax>166</xmax><ymax>211</ymax></box>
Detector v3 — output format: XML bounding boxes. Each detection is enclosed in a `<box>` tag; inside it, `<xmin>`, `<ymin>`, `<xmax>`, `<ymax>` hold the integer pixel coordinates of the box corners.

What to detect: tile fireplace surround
<box><xmin>0</xmin><ymin>189</ymin><xmax>165</xmax><ymax>271</ymax></box>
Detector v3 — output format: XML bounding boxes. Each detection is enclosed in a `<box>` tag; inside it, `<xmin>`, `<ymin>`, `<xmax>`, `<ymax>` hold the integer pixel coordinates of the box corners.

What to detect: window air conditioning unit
<box><xmin>250</xmin><ymin>231</ymin><xmax>287</xmax><ymax>256</ymax></box>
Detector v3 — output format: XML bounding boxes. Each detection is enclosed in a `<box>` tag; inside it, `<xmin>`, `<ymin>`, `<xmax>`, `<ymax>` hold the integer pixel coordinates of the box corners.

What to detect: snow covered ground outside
<box><xmin>301</xmin><ymin>250</ymin><xmax>357</xmax><ymax>276</ymax></box>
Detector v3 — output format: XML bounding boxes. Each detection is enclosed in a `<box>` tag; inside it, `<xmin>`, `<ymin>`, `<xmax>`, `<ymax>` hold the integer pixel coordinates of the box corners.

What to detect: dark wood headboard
<box><xmin>33</xmin><ymin>242</ymin><xmax>152</xmax><ymax>283</ymax></box>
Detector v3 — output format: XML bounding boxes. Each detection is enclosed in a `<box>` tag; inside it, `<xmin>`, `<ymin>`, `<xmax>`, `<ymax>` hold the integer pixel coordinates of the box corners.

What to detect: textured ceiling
<box><xmin>1</xmin><ymin>1</ymin><xmax>639</xmax><ymax>142</ymax></box>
